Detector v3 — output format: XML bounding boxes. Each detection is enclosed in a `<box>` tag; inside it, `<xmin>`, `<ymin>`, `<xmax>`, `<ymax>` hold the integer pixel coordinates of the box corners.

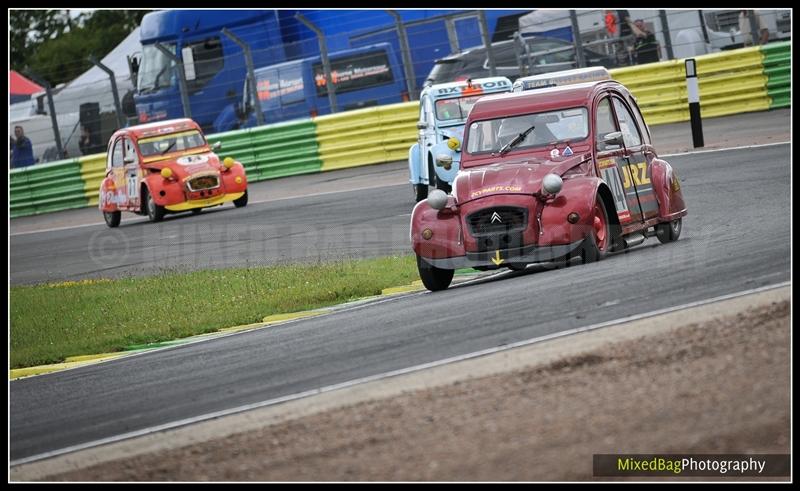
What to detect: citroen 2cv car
<box><xmin>99</xmin><ymin>118</ymin><xmax>248</xmax><ymax>227</ymax></box>
<box><xmin>411</xmin><ymin>74</ymin><xmax>687</xmax><ymax>291</ymax></box>
<box><xmin>408</xmin><ymin>76</ymin><xmax>512</xmax><ymax>202</ymax></box>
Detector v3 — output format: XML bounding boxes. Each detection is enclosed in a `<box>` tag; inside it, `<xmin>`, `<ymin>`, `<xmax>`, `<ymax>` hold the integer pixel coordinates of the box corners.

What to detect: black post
<box><xmin>296</xmin><ymin>13</ymin><xmax>337</xmax><ymax>113</ymax></box>
<box><xmin>89</xmin><ymin>55</ymin><xmax>126</xmax><ymax>129</ymax></box>
<box><xmin>155</xmin><ymin>42</ymin><xmax>192</xmax><ymax>119</ymax></box>
<box><xmin>658</xmin><ymin>10</ymin><xmax>674</xmax><ymax>60</ymax></box>
<box><xmin>569</xmin><ymin>10</ymin><xmax>586</xmax><ymax>68</ymax></box>
<box><xmin>222</xmin><ymin>28</ymin><xmax>265</xmax><ymax>126</ymax></box>
<box><xmin>685</xmin><ymin>58</ymin><xmax>703</xmax><ymax>148</ymax></box>
<box><xmin>478</xmin><ymin>10</ymin><xmax>496</xmax><ymax>77</ymax></box>
<box><xmin>26</xmin><ymin>72</ymin><xmax>64</xmax><ymax>159</ymax></box>
<box><xmin>387</xmin><ymin>10</ymin><xmax>417</xmax><ymax>100</ymax></box>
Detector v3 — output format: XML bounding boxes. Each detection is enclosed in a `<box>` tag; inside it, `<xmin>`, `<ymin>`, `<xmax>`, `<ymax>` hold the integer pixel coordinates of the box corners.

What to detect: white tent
<box><xmin>52</xmin><ymin>26</ymin><xmax>142</xmax><ymax>115</ymax></box>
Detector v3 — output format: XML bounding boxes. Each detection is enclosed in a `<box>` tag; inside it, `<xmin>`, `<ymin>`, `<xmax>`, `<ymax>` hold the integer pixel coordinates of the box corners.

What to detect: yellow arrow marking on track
<box><xmin>491</xmin><ymin>250</ymin><xmax>504</xmax><ymax>266</ymax></box>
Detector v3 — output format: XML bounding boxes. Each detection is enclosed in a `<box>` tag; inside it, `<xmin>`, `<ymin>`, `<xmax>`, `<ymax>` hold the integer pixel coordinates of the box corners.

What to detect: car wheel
<box><xmin>656</xmin><ymin>218</ymin><xmax>682</xmax><ymax>244</ymax></box>
<box><xmin>191</xmin><ymin>208</ymin><xmax>203</xmax><ymax>215</ymax></box>
<box><xmin>103</xmin><ymin>211</ymin><xmax>121</xmax><ymax>228</ymax></box>
<box><xmin>577</xmin><ymin>198</ymin><xmax>610</xmax><ymax>264</ymax></box>
<box><xmin>144</xmin><ymin>187</ymin><xmax>165</xmax><ymax>223</ymax></box>
<box><xmin>234</xmin><ymin>189</ymin><xmax>248</xmax><ymax>208</ymax></box>
<box><xmin>507</xmin><ymin>263</ymin><xmax>527</xmax><ymax>271</ymax></box>
<box><xmin>416</xmin><ymin>254</ymin><xmax>454</xmax><ymax>291</ymax></box>
<box><xmin>414</xmin><ymin>183</ymin><xmax>428</xmax><ymax>202</ymax></box>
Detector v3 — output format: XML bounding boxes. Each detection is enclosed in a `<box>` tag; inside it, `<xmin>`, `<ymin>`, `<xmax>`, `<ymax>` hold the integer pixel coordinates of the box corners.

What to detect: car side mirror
<box><xmin>211</xmin><ymin>141</ymin><xmax>222</xmax><ymax>151</ymax></box>
<box><xmin>416</xmin><ymin>122</ymin><xmax>428</xmax><ymax>130</ymax></box>
<box><xmin>602</xmin><ymin>131</ymin><xmax>624</xmax><ymax>148</ymax></box>
<box><xmin>123</xmin><ymin>156</ymin><xmax>135</xmax><ymax>165</ymax></box>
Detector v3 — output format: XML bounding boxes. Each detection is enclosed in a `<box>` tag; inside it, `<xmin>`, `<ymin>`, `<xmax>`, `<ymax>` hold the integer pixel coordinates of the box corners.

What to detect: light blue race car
<box><xmin>408</xmin><ymin>76</ymin><xmax>512</xmax><ymax>202</ymax></box>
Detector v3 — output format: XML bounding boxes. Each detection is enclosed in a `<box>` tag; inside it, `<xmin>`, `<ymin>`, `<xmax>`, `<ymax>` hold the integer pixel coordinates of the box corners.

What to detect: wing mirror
<box><xmin>123</xmin><ymin>156</ymin><xmax>135</xmax><ymax>165</ymax></box>
<box><xmin>211</xmin><ymin>141</ymin><xmax>222</xmax><ymax>151</ymax></box>
<box><xmin>416</xmin><ymin>122</ymin><xmax>428</xmax><ymax>130</ymax></box>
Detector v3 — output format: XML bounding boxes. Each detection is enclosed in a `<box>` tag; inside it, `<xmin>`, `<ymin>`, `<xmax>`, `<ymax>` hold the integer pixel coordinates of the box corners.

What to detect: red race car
<box><xmin>99</xmin><ymin>118</ymin><xmax>248</xmax><ymax>227</ymax></box>
<box><xmin>411</xmin><ymin>73</ymin><xmax>687</xmax><ymax>291</ymax></box>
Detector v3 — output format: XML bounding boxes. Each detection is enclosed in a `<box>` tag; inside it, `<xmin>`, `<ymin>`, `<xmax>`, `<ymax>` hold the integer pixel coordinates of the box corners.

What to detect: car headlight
<box><xmin>436</xmin><ymin>153</ymin><xmax>453</xmax><ymax>169</ymax></box>
<box><xmin>160</xmin><ymin>167</ymin><xmax>173</xmax><ymax>179</ymax></box>
<box><xmin>223</xmin><ymin>157</ymin><xmax>235</xmax><ymax>170</ymax></box>
<box><xmin>542</xmin><ymin>173</ymin><xmax>563</xmax><ymax>195</ymax></box>
<box><xmin>427</xmin><ymin>189</ymin><xmax>448</xmax><ymax>210</ymax></box>
<box><xmin>447</xmin><ymin>137</ymin><xmax>460</xmax><ymax>151</ymax></box>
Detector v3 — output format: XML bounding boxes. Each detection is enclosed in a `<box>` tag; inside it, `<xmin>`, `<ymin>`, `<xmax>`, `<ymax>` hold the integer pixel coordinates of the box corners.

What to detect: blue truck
<box><xmin>133</xmin><ymin>10</ymin><xmax>287</xmax><ymax>133</ymax></box>
<box><xmin>213</xmin><ymin>43</ymin><xmax>408</xmax><ymax>132</ymax></box>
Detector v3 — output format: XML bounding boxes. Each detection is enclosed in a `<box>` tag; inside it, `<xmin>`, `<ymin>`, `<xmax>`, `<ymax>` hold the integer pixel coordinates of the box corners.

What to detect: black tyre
<box><xmin>191</xmin><ymin>208</ymin><xmax>203</xmax><ymax>215</ymax></box>
<box><xmin>234</xmin><ymin>189</ymin><xmax>248</xmax><ymax>208</ymax></box>
<box><xmin>507</xmin><ymin>263</ymin><xmax>527</xmax><ymax>271</ymax></box>
<box><xmin>414</xmin><ymin>183</ymin><xmax>428</xmax><ymax>202</ymax></box>
<box><xmin>144</xmin><ymin>187</ymin><xmax>165</xmax><ymax>223</ymax></box>
<box><xmin>103</xmin><ymin>210</ymin><xmax>121</xmax><ymax>228</ymax></box>
<box><xmin>656</xmin><ymin>218</ymin><xmax>682</xmax><ymax>244</ymax></box>
<box><xmin>416</xmin><ymin>254</ymin><xmax>454</xmax><ymax>291</ymax></box>
<box><xmin>574</xmin><ymin>197</ymin><xmax>611</xmax><ymax>264</ymax></box>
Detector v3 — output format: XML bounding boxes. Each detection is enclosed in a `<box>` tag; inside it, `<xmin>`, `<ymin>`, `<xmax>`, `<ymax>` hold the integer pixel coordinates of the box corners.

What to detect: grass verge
<box><xmin>10</xmin><ymin>255</ymin><xmax>418</xmax><ymax>369</ymax></box>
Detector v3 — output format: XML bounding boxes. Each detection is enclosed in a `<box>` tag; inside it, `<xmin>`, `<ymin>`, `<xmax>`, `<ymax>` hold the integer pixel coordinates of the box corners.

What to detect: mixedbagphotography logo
<box><xmin>593</xmin><ymin>454</ymin><xmax>790</xmax><ymax>477</ymax></box>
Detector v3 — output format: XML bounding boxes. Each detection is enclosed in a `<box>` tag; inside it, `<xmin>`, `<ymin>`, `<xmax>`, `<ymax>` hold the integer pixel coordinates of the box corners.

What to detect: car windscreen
<box><xmin>435</xmin><ymin>94</ymin><xmax>484</xmax><ymax>122</ymax></box>
<box><xmin>465</xmin><ymin>107</ymin><xmax>589</xmax><ymax>155</ymax></box>
<box><xmin>137</xmin><ymin>130</ymin><xmax>206</xmax><ymax>157</ymax></box>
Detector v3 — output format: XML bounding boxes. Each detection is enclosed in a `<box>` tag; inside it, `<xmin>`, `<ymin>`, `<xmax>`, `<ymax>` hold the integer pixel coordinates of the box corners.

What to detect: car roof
<box><xmin>115</xmin><ymin>119</ymin><xmax>201</xmax><ymax>140</ymax></box>
<box><xmin>421</xmin><ymin>76</ymin><xmax>512</xmax><ymax>100</ymax></box>
<box><xmin>468</xmin><ymin>80</ymin><xmax>626</xmax><ymax>120</ymax></box>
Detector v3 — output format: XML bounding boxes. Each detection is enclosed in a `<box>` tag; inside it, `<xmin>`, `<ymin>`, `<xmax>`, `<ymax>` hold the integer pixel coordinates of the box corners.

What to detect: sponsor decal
<box><xmin>177</xmin><ymin>154</ymin><xmax>210</xmax><ymax>166</ymax></box>
<box><xmin>563</xmin><ymin>146</ymin><xmax>573</xmax><ymax>156</ymax></box>
<box><xmin>550</xmin><ymin>148</ymin><xmax>560</xmax><ymax>158</ymax></box>
<box><xmin>621</xmin><ymin>162</ymin><xmax>651</xmax><ymax>189</ymax></box>
<box><xmin>435</xmin><ymin>79</ymin><xmax>509</xmax><ymax>96</ymax></box>
<box><xmin>597</xmin><ymin>158</ymin><xmax>617</xmax><ymax>169</ymax></box>
<box><xmin>470</xmin><ymin>185</ymin><xmax>523</xmax><ymax>199</ymax></box>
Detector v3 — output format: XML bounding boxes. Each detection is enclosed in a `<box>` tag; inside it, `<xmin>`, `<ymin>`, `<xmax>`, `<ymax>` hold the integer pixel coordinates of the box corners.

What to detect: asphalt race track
<box><xmin>10</xmin><ymin>143</ymin><xmax>791</xmax><ymax>461</ymax></box>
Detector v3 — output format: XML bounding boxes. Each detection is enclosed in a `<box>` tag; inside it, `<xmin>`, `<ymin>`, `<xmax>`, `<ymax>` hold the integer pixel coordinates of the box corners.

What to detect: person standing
<box><xmin>739</xmin><ymin>10</ymin><xmax>769</xmax><ymax>46</ymax></box>
<box><xmin>627</xmin><ymin>18</ymin><xmax>660</xmax><ymax>64</ymax></box>
<box><xmin>11</xmin><ymin>126</ymin><xmax>35</xmax><ymax>168</ymax></box>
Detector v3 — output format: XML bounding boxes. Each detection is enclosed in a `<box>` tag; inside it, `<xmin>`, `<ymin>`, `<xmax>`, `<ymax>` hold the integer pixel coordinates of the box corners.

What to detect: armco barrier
<box><xmin>10</xmin><ymin>159</ymin><xmax>88</xmax><ymax>218</ymax></box>
<box><xmin>609</xmin><ymin>46</ymin><xmax>771</xmax><ymax>125</ymax></box>
<box><xmin>10</xmin><ymin>43</ymin><xmax>789</xmax><ymax>219</ymax></box>
<box><xmin>761</xmin><ymin>41</ymin><xmax>790</xmax><ymax>109</ymax></box>
<box><xmin>314</xmin><ymin>102</ymin><xmax>418</xmax><ymax>172</ymax></box>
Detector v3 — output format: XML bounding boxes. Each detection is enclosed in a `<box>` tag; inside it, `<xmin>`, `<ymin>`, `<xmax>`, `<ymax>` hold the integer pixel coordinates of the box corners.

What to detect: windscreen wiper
<box><xmin>497</xmin><ymin>124</ymin><xmax>536</xmax><ymax>157</ymax></box>
<box><xmin>161</xmin><ymin>141</ymin><xmax>175</xmax><ymax>155</ymax></box>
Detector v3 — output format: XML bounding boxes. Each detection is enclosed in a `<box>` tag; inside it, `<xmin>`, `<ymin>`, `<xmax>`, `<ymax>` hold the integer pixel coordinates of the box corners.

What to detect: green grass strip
<box><xmin>10</xmin><ymin>255</ymin><xmax>418</xmax><ymax>369</ymax></box>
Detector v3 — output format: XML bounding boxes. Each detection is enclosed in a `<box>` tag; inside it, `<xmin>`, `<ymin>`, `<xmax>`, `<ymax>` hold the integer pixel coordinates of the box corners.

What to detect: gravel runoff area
<box><xmin>13</xmin><ymin>286</ymin><xmax>790</xmax><ymax>482</ymax></box>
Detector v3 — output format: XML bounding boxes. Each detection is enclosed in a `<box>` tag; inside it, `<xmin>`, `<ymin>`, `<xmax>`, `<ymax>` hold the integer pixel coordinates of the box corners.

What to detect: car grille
<box><xmin>467</xmin><ymin>207</ymin><xmax>528</xmax><ymax>237</ymax></box>
<box><xmin>187</xmin><ymin>175</ymin><xmax>219</xmax><ymax>192</ymax></box>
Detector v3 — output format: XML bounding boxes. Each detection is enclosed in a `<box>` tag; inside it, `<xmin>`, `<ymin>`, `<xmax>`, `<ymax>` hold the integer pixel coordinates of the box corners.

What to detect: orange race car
<box><xmin>99</xmin><ymin>118</ymin><xmax>248</xmax><ymax>227</ymax></box>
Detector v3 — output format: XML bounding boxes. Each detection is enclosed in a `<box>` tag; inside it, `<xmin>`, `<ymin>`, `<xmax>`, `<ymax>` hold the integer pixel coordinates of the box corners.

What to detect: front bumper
<box><xmin>164</xmin><ymin>192</ymin><xmax>245</xmax><ymax>211</ymax></box>
<box><xmin>420</xmin><ymin>239</ymin><xmax>584</xmax><ymax>270</ymax></box>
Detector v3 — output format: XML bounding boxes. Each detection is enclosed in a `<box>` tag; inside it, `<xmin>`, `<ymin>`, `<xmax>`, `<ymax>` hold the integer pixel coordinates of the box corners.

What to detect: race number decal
<box><xmin>127</xmin><ymin>173</ymin><xmax>138</xmax><ymax>199</ymax></box>
<box><xmin>599</xmin><ymin>165</ymin><xmax>631</xmax><ymax>222</ymax></box>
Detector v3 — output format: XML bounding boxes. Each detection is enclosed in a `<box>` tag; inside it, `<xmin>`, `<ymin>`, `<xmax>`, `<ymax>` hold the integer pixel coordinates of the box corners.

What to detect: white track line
<box><xmin>10</xmin><ymin>281</ymin><xmax>789</xmax><ymax>467</ymax></box>
<box><xmin>10</xmin><ymin>141</ymin><xmax>790</xmax><ymax>237</ymax></box>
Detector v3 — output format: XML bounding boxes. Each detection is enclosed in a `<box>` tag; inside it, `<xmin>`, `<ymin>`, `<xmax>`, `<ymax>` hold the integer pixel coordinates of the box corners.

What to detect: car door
<box><xmin>593</xmin><ymin>94</ymin><xmax>634</xmax><ymax>225</ymax></box>
<box><xmin>122</xmin><ymin>137</ymin><xmax>141</xmax><ymax>211</ymax></box>
<box><xmin>611</xmin><ymin>96</ymin><xmax>658</xmax><ymax>222</ymax></box>
<box><xmin>107</xmin><ymin>136</ymin><xmax>127</xmax><ymax>207</ymax></box>
<box><xmin>420</xmin><ymin>94</ymin><xmax>436</xmax><ymax>184</ymax></box>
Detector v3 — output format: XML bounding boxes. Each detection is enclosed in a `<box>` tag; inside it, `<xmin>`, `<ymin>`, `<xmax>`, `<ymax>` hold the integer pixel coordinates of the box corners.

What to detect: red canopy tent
<box><xmin>10</xmin><ymin>70</ymin><xmax>44</xmax><ymax>104</ymax></box>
